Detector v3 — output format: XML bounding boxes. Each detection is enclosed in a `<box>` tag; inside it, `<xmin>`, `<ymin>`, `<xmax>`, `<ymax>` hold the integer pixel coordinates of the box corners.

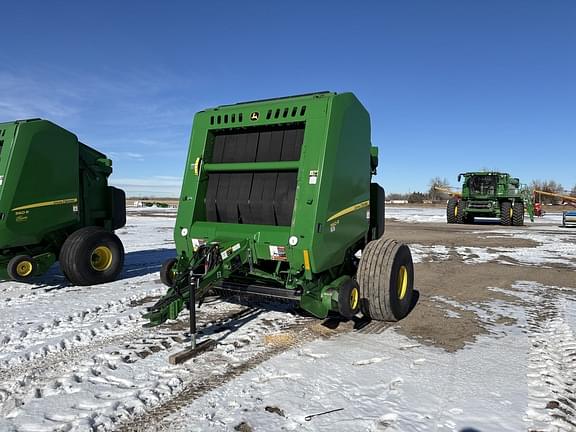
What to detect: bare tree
<box><xmin>428</xmin><ymin>176</ymin><xmax>451</xmax><ymax>201</ymax></box>
<box><xmin>531</xmin><ymin>180</ymin><xmax>565</xmax><ymax>204</ymax></box>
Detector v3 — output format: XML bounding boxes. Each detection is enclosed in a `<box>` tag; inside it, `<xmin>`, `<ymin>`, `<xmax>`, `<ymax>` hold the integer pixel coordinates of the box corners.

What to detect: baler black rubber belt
<box><xmin>206</xmin><ymin>172</ymin><xmax>297</xmax><ymax>226</ymax></box>
<box><xmin>211</xmin><ymin>127</ymin><xmax>304</xmax><ymax>163</ymax></box>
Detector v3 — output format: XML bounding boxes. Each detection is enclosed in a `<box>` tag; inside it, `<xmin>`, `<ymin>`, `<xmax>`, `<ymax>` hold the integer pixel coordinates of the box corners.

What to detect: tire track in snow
<box><xmin>0</xmin><ymin>300</ymin><xmax>249</xmax><ymax>418</ymax></box>
<box><xmin>120</xmin><ymin>315</ymin><xmax>319</xmax><ymax>432</ymax></box>
<box><xmin>0</xmin><ymin>297</ymin><xmax>314</xmax><ymax>431</ymax></box>
<box><xmin>0</xmin><ymin>286</ymin><xmax>165</xmax><ymax>369</ymax></box>
<box><xmin>522</xmin><ymin>282</ymin><xmax>576</xmax><ymax>431</ymax></box>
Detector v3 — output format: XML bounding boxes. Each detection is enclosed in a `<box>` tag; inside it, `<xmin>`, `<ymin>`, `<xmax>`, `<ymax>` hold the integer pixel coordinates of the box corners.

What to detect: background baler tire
<box><xmin>160</xmin><ymin>258</ymin><xmax>178</xmax><ymax>287</ymax></box>
<box><xmin>60</xmin><ymin>227</ymin><xmax>124</xmax><ymax>286</ymax></box>
<box><xmin>7</xmin><ymin>255</ymin><xmax>38</xmax><ymax>282</ymax></box>
<box><xmin>500</xmin><ymin>202</ymin><xmax>512</xmax><ymax>226</ymax></box>
<box><xmin>512</xmin><ymin>202</ymin><xmax>524</xmax><ymax>226</ymax></box>
<box><xmin>446</xmin><ymin>198</ymin><xmax>458</xmax><ymax>224</ymax></box>
<box><xmin>357</xmin><ymin>238</ymin><xmax>414</xmax><ymax>321</ymax></box>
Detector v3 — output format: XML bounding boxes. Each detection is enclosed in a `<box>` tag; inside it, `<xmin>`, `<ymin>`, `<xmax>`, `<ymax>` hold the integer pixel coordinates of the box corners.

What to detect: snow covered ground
<box><xmin>153</xmin><ymin>280</ymin><xmax>576</xmax><ymax>432</ymax></box>
<box><xmin>1</xmin><ymin>209</ymin><xmax>575</xmax><ymax>431</ymax></box>
<box><xmin>385</xmin><ymin>206</ymin><xmax>566</xmax><ymax>227</ymax></box>
<box><xmin>410</xmin><ymin>227</ymin><xmax>576</xmax><ymax>267</ymax></box>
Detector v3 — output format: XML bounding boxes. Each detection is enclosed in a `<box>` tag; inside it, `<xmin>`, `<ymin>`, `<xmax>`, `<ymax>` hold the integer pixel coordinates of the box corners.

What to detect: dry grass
<box><xmin>263</xmin><ymin>332</ymin><xmax>298</xmax><ymax>348</ymax></box>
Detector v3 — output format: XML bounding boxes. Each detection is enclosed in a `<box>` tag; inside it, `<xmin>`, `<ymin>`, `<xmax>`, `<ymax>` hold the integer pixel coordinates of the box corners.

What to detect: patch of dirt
<box><xmin>386</xmin><ymin>220</ymin><xmax>539</xmax><ymax>248</ymax></box>
<box><xmin>129</xmin><ymin>295</ymin><xmax>160</xmax><ymax>307</ymax></box>
<box><xmin>265</xmin><ymin>406</ymin><xmax>285</xmax><ymax>417</ymax></box>
<box><xmin>397</xmin><ymin>294</ymin><xmax>484</xmax><ymax>352</ymax></box>
<box><xmin>234</xmin><ymin>422</ymin><xmax>253</xmax><ymax>431</ymax></box>
<box><xmin>395</xmin><ymin>260</ymin><xmax>576</xmax><ymax>351</ymax></box>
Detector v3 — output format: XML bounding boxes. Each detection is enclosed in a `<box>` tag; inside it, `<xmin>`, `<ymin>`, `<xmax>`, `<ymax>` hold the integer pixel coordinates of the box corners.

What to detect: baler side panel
<box><xmin>0</xmin><ymin>121</ymin><xmax>80</xmax><ymax>248</ymax></box>
<box><xmin>311</xmin><ymin>94</ymin><xmax>371</xmax><ymax>273</ymax></box>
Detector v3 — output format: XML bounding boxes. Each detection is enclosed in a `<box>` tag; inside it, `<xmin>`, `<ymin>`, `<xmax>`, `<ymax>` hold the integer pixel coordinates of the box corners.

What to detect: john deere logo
<box><xmin>250</xmin><ymin>112</ymin><xmax>259</xmax><ymax>121</ymax></box>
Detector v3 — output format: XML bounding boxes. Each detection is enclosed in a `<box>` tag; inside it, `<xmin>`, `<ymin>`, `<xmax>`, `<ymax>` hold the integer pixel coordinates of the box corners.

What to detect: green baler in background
<box><xmin>146</xmin><ymin>92</ymin><xmax>414</xmax><ymax>348</ymax></box>
<box><xmin>0</xmin><ymin>119</ymin><xmax>126</xmax><ymax>284</ymax></box>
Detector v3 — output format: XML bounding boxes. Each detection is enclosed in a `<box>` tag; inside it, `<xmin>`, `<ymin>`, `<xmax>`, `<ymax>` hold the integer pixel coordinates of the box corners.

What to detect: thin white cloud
<box><xmin>108</xmin><ymin>152</ymin><xmax>145</xmax><ymax>161</ymax></box>
<box><xmin>0</xmin><ymin>67</ymin><xmax>200</xmax><ymax>196</ymax></box>
<box><xmin>110</xmin><ymin>176</ymin><xmax>182</xmax><ymax>198</ymax></box>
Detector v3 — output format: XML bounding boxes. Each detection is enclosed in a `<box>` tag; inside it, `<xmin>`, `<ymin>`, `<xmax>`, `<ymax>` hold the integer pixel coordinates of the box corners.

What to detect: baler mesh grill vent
<box><xmin>0</xmin><ymin>129</ymin><xmax>4</xmax><ymax>156</ymax></box>
<box><xmin>209</xmin><ymin>105</ymin><xmax>306</xmax><ymax>125</ymax></box>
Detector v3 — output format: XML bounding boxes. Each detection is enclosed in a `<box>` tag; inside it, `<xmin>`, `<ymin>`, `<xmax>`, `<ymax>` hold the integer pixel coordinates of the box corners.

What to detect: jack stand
<box><xmin>169</xmin><ymin>277</ymin><xmax>216</xmax><ymax>365</ymax></box>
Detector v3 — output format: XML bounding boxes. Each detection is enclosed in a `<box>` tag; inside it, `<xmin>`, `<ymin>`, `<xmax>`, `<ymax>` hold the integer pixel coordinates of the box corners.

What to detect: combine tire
<box><xmin>500</xmin><ymin>202</ymin><xmax>512</xmax><ymax>226</ymax></box>
<box><xmin>337</xmin><ymin>277</ymin><xmax>360</xmax><ymax>320</ymax></box>
<box><xmin>357</xmin><ymin>238</ymin><xmax>414</xmax><ymax>321</ymax></box>
<box><xmin>60</xmin><ymin>227</ymin><xmax>125</xmax><ymax>286</ymax></box>
<box><xmin>456</xmin><ymin>200</ymin><xmax>465</xmax><ymax>224</ymax></box>
<box><xmin>7</xmin><ymin>255</ymin><xmax>38</xmax><ymax>282</ymax></box>
<box><xmin>447</xmin><ymin>198</ymin><xmax>458</xmax><ymax>224</ymax></box>
<box><xmin>512</xmin><ymin>202</ymin><xmax>524</xmax><ymax>226</ymax></box>
<box><xmin>160</xmin><ymin>258</ymin><xmax>178</xmax><ymax>287</ymax></box>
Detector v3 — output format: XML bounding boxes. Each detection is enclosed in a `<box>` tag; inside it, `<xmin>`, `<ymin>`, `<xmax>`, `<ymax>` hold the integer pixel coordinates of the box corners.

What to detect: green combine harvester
<box><xmin>145</xmin><ymin>92</ymin><xmax>414</xmax><ymax>361</ymax></box>
<box><xmin>0</xmin><ymin>119</ymin><xmax>126</xmax><ymax>284</ymax></box>
<box><xmin>447</xmin><ymin>171</ymin><xmax>534</xmax><ymax>226</ymax></box>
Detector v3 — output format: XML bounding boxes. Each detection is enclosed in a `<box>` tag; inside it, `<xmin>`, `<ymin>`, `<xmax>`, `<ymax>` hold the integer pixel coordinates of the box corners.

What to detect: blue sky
<box><xmin>1</xmin><ymin>1</ymin><xmax>574</xmax><ymax>196</ymax></box>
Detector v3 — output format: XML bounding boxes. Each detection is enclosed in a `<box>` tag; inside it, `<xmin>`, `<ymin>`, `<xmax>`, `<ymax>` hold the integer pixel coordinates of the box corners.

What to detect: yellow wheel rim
<box><xmin>454</xmin><ymin>206</ymin><xmax>458</xmax><ymax>217</ymax></box>
<box><xmin>91</xmin><ymin>246</ymin><xmax>113</xmax><ymax>271</ymax></box>
<box><xmin>510</xmin><ymin>208</ymin><xmax>513</xmax><ymax>218</ymax></box>
<box><xmin>397</xmin><ymin>265</ymin><xmax>408</xmax><ymax>300</ymax></box>
<box><xmin>16</xmin><ymin>261</ymin><xmax>33</xmax><ymax>277</ymax></box>
<box><xmin>350</xmin><ymin>287</ymin><xmax>359</xmax><ymax>310</ymax></box>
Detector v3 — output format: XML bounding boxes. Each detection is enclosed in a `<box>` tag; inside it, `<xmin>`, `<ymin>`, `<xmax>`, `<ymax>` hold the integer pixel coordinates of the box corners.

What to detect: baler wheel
<box><xmin>60</xmin><ymin>227</ymin><xmax>125</xmax><ymax>286</ymax></box>
<box><xmin>512</xmin><ymin>202</ymin><xmax>524</xmax><ymax>226</ymax></box>
<box><xmin>7</xmin><ymin>255</ymin><xmax>38</xmax><ymax>282</ymax></box>
<box><xmin>357</xmin><ymin>238</ymin><xmax>414</xmax><ymax>321</ymax></box>
<box><xmin>500</xmin><ymin>202</ymin><xmax>512</xmax><ymax>226</ymax></box>
<box><xmin>337</xmin><ymin>278</ymin><xmax>360</xmax><ymax>320</ymax></box>
<box><xmin>446</xmin><ymin>198</ymin><xmax>458</xmax><ymax>224</ymax></box>
<box><xmin>160</xmin><ymin>258</ymin><xmax>178</xmax><ymax>287</ymax></box>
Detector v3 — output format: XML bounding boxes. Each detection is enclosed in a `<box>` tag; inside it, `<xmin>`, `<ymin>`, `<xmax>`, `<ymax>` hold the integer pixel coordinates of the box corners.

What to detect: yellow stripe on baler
<box><xmin>327</xmin><ymin>200</ymin><xmax>370</xmax><ymax>222</ymax></box>
<box><xmin>11</xmin><ymin>198</ymin><xmax>78</xmax><ymax>212</ymax></box>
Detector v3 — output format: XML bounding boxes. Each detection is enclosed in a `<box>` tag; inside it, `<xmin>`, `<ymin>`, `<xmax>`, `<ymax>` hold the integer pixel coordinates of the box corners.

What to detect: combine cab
<box><xmin>0</xmin><ymin>119</ymin><xmax>126</xmax><ymax>284</ymax></box>
<box><xmin>447</xmin><ymin>171</ymin><xmax>533</xmax><ymax>226</ymax></box>
<box><xmin>145</xmin><ymin>92</ymin><xmax>414</xmax><ymax>358</ymax></box>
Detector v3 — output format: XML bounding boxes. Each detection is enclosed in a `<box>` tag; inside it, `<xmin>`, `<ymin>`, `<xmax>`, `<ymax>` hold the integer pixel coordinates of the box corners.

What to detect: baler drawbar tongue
<box><xmin>169</xmin><ymin>277</ymin><xmax>216</xmax><ymax>365</ymax></box>
<box><xmin>144</xmin><ymin>241</ymin><xmax>251</xmax><ymax>362</ymax></box>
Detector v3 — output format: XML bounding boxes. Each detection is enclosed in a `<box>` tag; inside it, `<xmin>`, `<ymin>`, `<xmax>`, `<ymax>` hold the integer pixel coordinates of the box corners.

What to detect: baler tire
<box><xmin>337</xmin><ymin>278</ymin><xmax>360</xmax><ymax>320</ymax></box>
<box><xmin>7</xmin><ymin>255</ymin><xmax>38</xmax><ymax>282</ymax></box>
<box><xmin>500</xmin><ymin>202</ymin><xmax>512</xmax><ymax>226</ymax></box>
<box><xmin>456</xmin><ymin>200</ymin><xmax>465</xmax><ymax>224</ymax></box>
<box><xmin>357</xmin><ymin>238</ymin><xmax>414</xmax><ymax>322</ymax></box>
<box><xmin>446</xmin><ymin>198</ymin><xmax>458</xmax><ymax>224</ymax></box>
<box><xmin>60</xmin><ymin>227</ymin><xmax>125</xmax><ymax>286</ymax></box>
<box><xmin>160</xmin><ymin>258</ymin><xmax>178</xmax><ymax>287</ymax></box>
<box><xmin>513</xmin><ymin>202</ymin><xmax>524</xmax><ymax>226</ymax></box>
